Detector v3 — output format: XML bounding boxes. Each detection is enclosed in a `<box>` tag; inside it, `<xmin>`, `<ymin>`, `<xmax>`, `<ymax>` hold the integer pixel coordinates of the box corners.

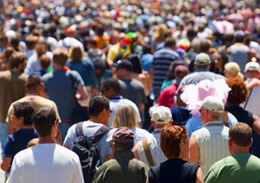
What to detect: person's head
<box><xmin>167</xmin><ymin>61</ymin><xmax>189</xmax><ymax>83</ymax></box>
<box><xmin>200</xmin><ymin>39</ymin><xmax>212</xmax><ymax>53</ymax></box>
<box><xmin>69</xmin><ymin>46</ymin><xmax>84</xmax><ymax>62</ymax></box>
<box><xmin>52</xmin><ymin>48</ymin><xmax>68</xmax><ymax>68</ymax></box>
<box><xmin>224</xmin><ymin>62</ymin><xmax>242</xmax><ymax>79</ymax></box>
<box><xmin>39</xmin><ymin>54</ymin><xmax>51</xmax><ymax>70</ymax></box>
<box><xmin>164</xmin><ymin>38</ymin><xmax>176</xmax><ymax>49</ymax></box>
<box><xmin>32</xmin><ymin>107</ymin><xmax>58</xmax><ymax>139</ymax></box>
<box><xmin>175</xmin><ymin>86</ymin><xmax>187</xmax><ymax>107</ymax></box>
<box><xmin>127</xmin><ymin>54</ymin><xmax>142</xmax><ymax>74</ymax></box>
<box><xmin>25</xmin><ymin>73</ymin><xmax>45</xmax><ymax>96</ymax></box>
<box><xmin>35</xmin><ymin>41</ymin><xmax>48</xmax><ymax>57</ymax></box>
<box><xmin>160</xmin><ymin>123</ymin><xmax>188</xmax><ymax>159</ymax></box>
<box><xmin>150</xmin><ymin>106</ymin><xmax>172</xmax><ymax>129</ymax></box>
<box><xmin>11</xmin><ymin>102</ymin><xmax>35</xmax><ymax>128</ymax></box>
<box><xmin>114</xmin><ymin>59</ymin><xmax>133</xmax><ymax>79</ymax></box>
<box><xmin>112</xmin><ymin>101</ymin><xmax>139</xmax><ymax>128</ymax></box>
<box><xmin>25</xmin><ymin>35</ymin><xmax>38</xmax><ymax>50</ymax></box>
<box><xmin>226</xmin><ymin>77</ymin><xmax>248</xmax><ymax>106</ymax></box>
<box><xmin>9</xmin><ymin>52</ymin><xmax>27</xmax><ymax>72</ymax></box>
<box><xmin>194</xmin><ymin>53</ymin><xmax>211</xmax><ymax>69</ymax></box>
<box><xmin>228</xmin><ymin>123</ymin><xmax>252</xmax><ymax>154</ymax></box>
<box><xmin>101</xmin><ymin>78</ymin><xmax>121</xmax><ymax>98</ymax></box>
<box><xmin>88</xmin><ymin>96</ymin><xmax>110</xmax><ymax>125</ymax></box>
<box><xmin>234</xmin><ymin>31</ymin><xmax>245</xmax><ymax>43</ymax></box>
<box><xmin>200</xmin><ymin>96</ymin><xmax>224</xmax><ymax>124</ymax></box>
<box><xmin>111</xmin><ymin>127</ymin><xmax>134</xmax><ymax>152</ymax></box>
<box><xmin>244</xmin><ymin>62</ymin><xmax>260</xmax><ymax>79</ymax></box>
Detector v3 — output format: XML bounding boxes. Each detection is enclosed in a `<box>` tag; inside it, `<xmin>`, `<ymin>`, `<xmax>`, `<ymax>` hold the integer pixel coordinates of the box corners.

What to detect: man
<box><xmin>42</xmin><ymin>48</ymin><xmax>87</xmax><ymax>139</ymax></box>
<box><xmin>189</xmin><ymin>96</ymin><xmax>230</xmax><ymax>174</ymax></box>
<box><xmin>0</xmin><ymin>52</ymin><xmax>27</xmax><ymax>149</ymax></box>
<box><xmin>6</xmin><ymin>73</ymin><xmax>61</xmax><ymax>143</ymax></box>
<box><xmin>133</xmin><ymin>106</ymin><xmax>172</xmax><ymax>167</ymax></box>
<box><xmin>179</xmin><ymin>53</ymin><xmax>224</xmax><ymax>88</ymax></box>
<box><xmin>115</xmin><ymin>59</ymin><xmax>146</xmax><ymax>112</ymax></box>
<box><xmin>244</xmin><ymin>61</ymin><xmax>260</xmax><ymax>90</ymax></box>
<box><xmin>101</xmin><ymin>78</ymin><xmax>141</xmax><ymax>126</ymax></box>
<box><xmin>8</xmin><ymin>107</ymin><xmax>84</xmax><ymax>183</ymax></box>
<box><xmin>151</xmin><ymin>38</ymin><xmax>180</xmax><ymax>100</ymax></box>
<box><xmin>205</xmin><ymin>123</ymin><xmax>260</xmax><ymax>183</ymax></box>
<box><xmin>64</xmin><ymin>96</ymin><xmax>113</xmax><ymax>163</ymax></box>
<box><xmin>92</xmin><ymin>127</ymin><xmax>148</xmax><ymax>183</ymax></box>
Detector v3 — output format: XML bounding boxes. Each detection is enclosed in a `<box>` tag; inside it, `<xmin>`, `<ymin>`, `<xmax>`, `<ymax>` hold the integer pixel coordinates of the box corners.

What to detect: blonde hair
<box><xmin>112</xmin><ymin>102</ymin><xmax>138</xmax><ymax>128</ymax></box>
<box><xmin>224</xmin><ymin>62</ymin><xmax>243</xmax><ymax>78</ymax></box>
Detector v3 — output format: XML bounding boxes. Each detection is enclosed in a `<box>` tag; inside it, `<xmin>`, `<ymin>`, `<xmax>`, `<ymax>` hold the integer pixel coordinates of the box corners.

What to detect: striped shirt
<box><xmin>152</xmin><ymin>48</ymin><xmax>180</xmax><ymax>91</ymax></box>
<box><xmin>192</xmin><ymin>121</ymin><xmax>230</xmax><ymax>174</ymax></box>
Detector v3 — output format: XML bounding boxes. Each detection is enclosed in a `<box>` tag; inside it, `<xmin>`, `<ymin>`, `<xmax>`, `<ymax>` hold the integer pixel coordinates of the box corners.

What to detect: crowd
<box><xmin>1</xmin><ymin>0</ymin><xmax>260</xmax><ymax>182</ymax></box>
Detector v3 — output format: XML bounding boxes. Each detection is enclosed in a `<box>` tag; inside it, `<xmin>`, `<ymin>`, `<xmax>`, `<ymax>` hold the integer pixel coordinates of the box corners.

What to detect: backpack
<box><xmin>72</xmin><ymin>122</ymin><xmax>110</xmax><ymax>183</ymax></box>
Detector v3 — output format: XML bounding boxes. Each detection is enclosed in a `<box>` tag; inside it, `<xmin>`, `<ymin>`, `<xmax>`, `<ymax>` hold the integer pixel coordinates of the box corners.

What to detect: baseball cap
<box><xmin>151</xmin><ymin>106</ymin><xmax>172</xmax><ymax>124</ymax></box>
<box><xmin>244</xmin><ymin>62</ymin><xmax>260</xmax><ymax>72</ymax></box>
<box><xmin>195</xmin><ymin>53</ymin><xmax>211</xmax><ymax>67</ymax></box>
<box><xmin>201</xmin><ymin>96</ymin><xmax>224</xmax><ymax>114</ymax></box>
<box><xmin>112</xmin><ymin>127</ymin><xmax>134</xmax><ymax>144</ymax></box>
<box><xmin>113</xmin><ymin>59</ymin><xmax>133</xmax><ymax>71</ymax></box>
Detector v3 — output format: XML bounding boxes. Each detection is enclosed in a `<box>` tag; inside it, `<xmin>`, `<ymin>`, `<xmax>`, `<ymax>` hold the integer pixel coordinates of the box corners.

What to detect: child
<box><xmin>0</xmin><ymin>102</ymin><xmax>38</xmax><ymax>172</ymax></box>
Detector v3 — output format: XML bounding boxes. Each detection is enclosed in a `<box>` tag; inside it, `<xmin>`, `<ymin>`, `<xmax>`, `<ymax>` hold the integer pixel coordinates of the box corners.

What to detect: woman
<box><xmin>112</xmin><ymin>101</ymin><xmax>152</xmax><ymax>144</ymax></box>
<box><xmin>224</xmin><ymin>62</ymin><xmax>243</xmax><ymax>79</ymax></box>
<box><xmin>226</xmin><ymin>77</ymin><xmax>260</xmax><ymax>157</ymax></box>
<box><xmin>149</xmin><ymin>123</ymin><xmax>203</xmax><ymax>183</ymax></box>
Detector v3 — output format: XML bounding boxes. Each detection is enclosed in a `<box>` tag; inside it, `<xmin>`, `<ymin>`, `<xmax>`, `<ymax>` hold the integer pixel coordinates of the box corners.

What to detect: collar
<box><xmin>204</xmin><ymin>121</ymin><xmax>223</xmax><ymax>127</ymax></box>
<box><xmin>195</xmin><ymin>68</ymin><xmax>208</xmax><ymax>72</ymax></box>
<box><xmin>110</xmin><ymin>95</ymin><xmax>123</xmax><ymax>100</ymax></box>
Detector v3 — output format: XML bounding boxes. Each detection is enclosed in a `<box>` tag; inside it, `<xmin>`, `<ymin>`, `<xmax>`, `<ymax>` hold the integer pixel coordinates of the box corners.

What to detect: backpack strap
<box><xmin>142</xmin><ymin>138</ymin><xmax>155</xmax><ymax>167</ymax></box>
<box><xmin>91</xmin><ymin>125</ymin><xmax>110</xmax><ymax>144</ymax></box>
<box><xmin>76</xmin><ymin>122</ymin><xmax>84</xmax><ymax>137</ymax></box>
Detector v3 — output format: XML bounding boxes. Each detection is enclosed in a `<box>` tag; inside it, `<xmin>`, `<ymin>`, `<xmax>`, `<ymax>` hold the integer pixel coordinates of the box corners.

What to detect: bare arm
<box><xmin>77</xmin><ymin>85</ymin><xmax>88</xmax><ymax>100</ymax></box>
<box><xmin>252</xmin><ymin>114</ymin><xmax>260</xmax><ymax>135</ymax></box>
<box><xmin>196</xmin><ymin>167</ymin><xmax>204</xmax><ymax>183</ymax></box>
<box><xmin>1</xmin><ymin>157</ymin><xmax>12</xmax><ymax>172</ymax></box>
<box><xmin>189</xmin><ymin>134</ymin><xmax>200</xmax><ymax>163</ymax></box>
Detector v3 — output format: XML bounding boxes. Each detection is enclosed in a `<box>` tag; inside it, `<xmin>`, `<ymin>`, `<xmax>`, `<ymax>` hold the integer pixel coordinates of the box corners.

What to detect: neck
<box><xmin>38</xmin><ymin>136</ymin><xmax>56</xmax><ymax>144</ymax></box>
<box><xmin>89</xmin><ymin>116</ymin><xmax>101</xmax><ymax>123</ymax></box>
<box><xmin>20</xmin><ymin>124</ymin><xmax>33</xmax><ymax>129</ymax></box>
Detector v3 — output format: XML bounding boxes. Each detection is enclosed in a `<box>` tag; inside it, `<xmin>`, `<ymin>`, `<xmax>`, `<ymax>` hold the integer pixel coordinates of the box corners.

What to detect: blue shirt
<box><xmin>67</xmin><ymin>59</ymin><xmax>98</xmax><ymax>87</ymax></box>
<box><xmin>43</xmin><ymin>69</ymin><xmax>84</xmax><ymax>121</ymax></box>
<box><xmin>3</xmin><ymin>128</ymin><xmax>38</xmax><ymax>158</ymax></box>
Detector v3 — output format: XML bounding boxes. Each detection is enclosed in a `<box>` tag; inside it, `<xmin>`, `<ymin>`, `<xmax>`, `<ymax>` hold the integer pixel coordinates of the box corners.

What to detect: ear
<box><xmin>248</xmin><ymin>138</ymin><xmax>253</xmax><ymax>148</ymax></box>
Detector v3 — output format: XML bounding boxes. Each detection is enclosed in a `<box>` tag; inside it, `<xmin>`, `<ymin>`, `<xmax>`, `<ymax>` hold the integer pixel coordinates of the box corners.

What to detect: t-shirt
<box><xmin>149</xmin><ymin>158</ymin><xmax>199</xmax><ymax>183</ymax></box>
<box><xmin>119</xmin><ymin>79</ymin><xmax>146</xmax><ymax>109</ymax></box>
<box><xmin>0</xmin><ymin>71</ymin><xmax>27</xmax><ymax>123</ymax></box>
<box><xmin>3</xmin><ymin>128</ymin><xmax>38</xmax><ymax>158</ymax></box>
<box><xmin>43</xmin><ymin>69</ymin><xmax>84</xmax><ymax>121</ymax></box>
<box><xmin>64</xmin><ymin>121</ymin><xmax>113</xmax><ymax>163</ymax></box>
<box><xmin>157</xmin><ymin>83</ymin><xmax>178</xmax><ymax>108</ymax></box>
<box><xmin>205</xmin><ymin>153</ymin><xmax>260</xmax><ymax>183</ymax></box>
<box><xmin>9</xmin><ymin>144</ymin><xmax>84</xmax><ymax>183</ymax></box>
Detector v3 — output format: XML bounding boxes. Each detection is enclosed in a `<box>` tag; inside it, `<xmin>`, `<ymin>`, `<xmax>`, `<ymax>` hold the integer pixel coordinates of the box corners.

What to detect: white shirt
<box><xmin>9</xmin><ymin>144</ymin><xmax>84</xmax><ymax>183</ymax></box>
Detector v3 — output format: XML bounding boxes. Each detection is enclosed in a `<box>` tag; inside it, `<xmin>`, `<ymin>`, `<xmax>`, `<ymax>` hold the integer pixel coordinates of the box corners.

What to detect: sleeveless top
<box><xmin>149</xmin><ymin>158</ymin><xmax>199</xmax><ymax>183</ymax></box>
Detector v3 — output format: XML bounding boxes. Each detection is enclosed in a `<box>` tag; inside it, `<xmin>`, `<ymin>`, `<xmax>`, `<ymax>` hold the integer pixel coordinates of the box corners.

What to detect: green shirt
<box><xmin>205</xmin><ymin>152</ymin><xmax>260</xmax><ymax>183</ymax></box>
<box><xmin>92</xmin><ymin>150</ymin><xmax>148</xmax><ymax>183</ymax></box>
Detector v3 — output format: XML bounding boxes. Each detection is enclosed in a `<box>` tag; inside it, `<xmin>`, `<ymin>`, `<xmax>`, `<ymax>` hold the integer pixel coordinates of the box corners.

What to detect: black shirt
<box><xmin>149</xmin><ymin>159</ymin><xmax>199</xmax><ymax>183</ymax></box>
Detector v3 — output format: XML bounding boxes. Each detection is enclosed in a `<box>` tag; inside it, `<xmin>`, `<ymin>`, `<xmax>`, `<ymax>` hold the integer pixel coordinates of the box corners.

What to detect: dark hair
<box><xmin>127</xmin><ymin>54</ymin><xmax>142</xmax><ymax>74</ymax></box>
<box><xmin>88</xmin><ymin>96</ymin><xmax>110</xmax><ymax>117</ymax></box>
<box><xmin>9</xmin><ymin>52</ymin><xmax>27</xmax><ymax>69</ymax></box>
<box><xmin>114</xmin><ymin>142</ymin><xmax>134</xmax><ymax>151</ymax></box>
<box><xmin>26</xmin><ymin>73</ymin><xmax>43</xmax><ymax>90</ymax></box>
<box><xmin>53</xmin><ymin>48</ymin><xmax>68</xmax><ymax>66</ymax></box>
<box><xmin>166</xmin><ymin>61</ymin><xmax>188</xmax><ymax>80</ymax></box>
<box><xmin>229</xmin><ymin>123</ymin><xmax>252</xmax><ymax>146</ymax></box>
<box><xmin>160</xmin><ymin>123</ymin><xmax>188</xmax><ymax>159</ymax></box>
<box><xmin>226</xmin><ymin>77</ymin><xmax>248</xmax><ymax>105</ymax></box>
<box><xmin>13</xmin><ymin>102</ymin><xmax>35</xmax><ymax>125</ymax></box>
<box><xmin>101</xmin><ymin>78</ymin><xmax>121</xmax><ymax>95</ymax></box>
<box><xmin>200</xmin><ymin>39</ymin><xmax>212</xmax><ymax>52</ymax></box>
<box><xmin>165</xmin><ymin>38</ymin><xmax>176</xmax><ymax>48</ymax></box>
<box><xmin>32</xmin><ymin>107</ymin><xmax>57</xmax><ymax>137</ymax></box>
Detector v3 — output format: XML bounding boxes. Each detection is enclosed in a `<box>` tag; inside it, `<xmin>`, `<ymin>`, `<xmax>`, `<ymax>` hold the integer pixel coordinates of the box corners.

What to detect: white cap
<box><xmin>151</xmin><ymin>106</ymin><xmax>172</xmax><ymax>124</ymax></box>
<box><xmin>244</xmin><ymin>62</ymin><xmax>260</xmax><ymax>72</ymax></box>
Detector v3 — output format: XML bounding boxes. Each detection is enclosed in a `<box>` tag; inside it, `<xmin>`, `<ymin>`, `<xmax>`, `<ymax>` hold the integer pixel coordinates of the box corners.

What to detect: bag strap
<box><xmin>142</xmin><ymin>138</ymin><xmax>155</xmax><ymax>167</ymax></box>
<box><xmin>91</xmin><ymin>125</ymin><xmax>110</xmax><ymax>144</ymax></box>
<box><xmin>222</xmin><ymin>111</ymin><xmax>229</xmax><ymax>127</ymax></box>
<box><xmin>76</xmin><ymin>122</ymin><xmax>84</xmax><ymax>137</ymax></box>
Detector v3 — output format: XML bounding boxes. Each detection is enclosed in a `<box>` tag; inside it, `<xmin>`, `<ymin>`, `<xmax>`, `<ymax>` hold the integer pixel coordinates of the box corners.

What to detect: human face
<box><xmin>10</xmin><ymin>115</ymin><xmax>23</xmax><ymax>128</ymax></box>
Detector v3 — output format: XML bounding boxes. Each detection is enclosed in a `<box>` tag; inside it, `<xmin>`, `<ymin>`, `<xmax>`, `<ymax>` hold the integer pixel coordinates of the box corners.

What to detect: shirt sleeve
<box><xmin>91</xmin><ymin>164</ymin><xmax>107</xmax><ymax>183</ymax></box>
<box><xmin>3</xmin><ymin>135</ymin><xmax>14</xmax><ymax>157</ymax></box>
<box><xmin>63</xmin><ymin>125</ymin><xmax>77</xmax><ymax>149</ymax></box>
<box><xmin>70</xmin><ymin>71</ymin><xmax>85</xmax><ymax>86</ymax></box>
<box><xmin>204</xmin><ymin>167</ymin><xmax>218</xmax><ymax>183</ymax></box>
